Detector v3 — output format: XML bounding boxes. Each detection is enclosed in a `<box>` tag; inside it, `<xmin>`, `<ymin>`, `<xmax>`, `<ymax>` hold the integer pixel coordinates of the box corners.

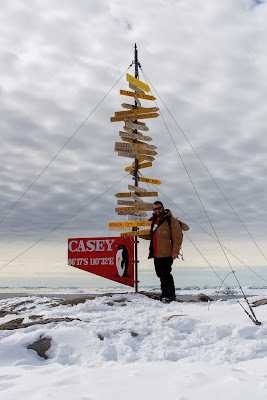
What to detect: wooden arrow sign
<box><xmin>138</xmin><ymin>149</ymin><xmax>157</xmax><ymax>156</ymax></box>
<box><xmin>138</xmin><ymin>177</ymin><xmax>162</xmax><ymax>185</ymax></box>
<box><xmin>116</xmin><ymin>151</ymin><xmax>137</xmax><ymax>159</ymax></box>
<box><xmin>138</xmin><ymin>191</ymin><xmax>158</xmax><ymax>197</ymax></box>
<box><xmin>121</xmin><ymin>103</ymin><xmax>135</xmax><ymax>109</ymax></box>
<box><xmin>120</xmin><ymin>90</ymin><xmax>156</xmax><ymax>101</ymax></box>
<box><xmin>125</xmin><ymin>121</ymin><xmax>149</xmax><ymax>131</ymax></box>
<box><xmin>115</xmin><ymin>107</ymin><xmax>159</xmax><ymax>117</ymax></box>
<box><xmin>117</xmin><ymin>200</ymin><xmax>149</xmax><ymax>206</ymax></box>
<box><xmin>125</xmin><ymin>161</ymin><xmax>152</xmax><ymax>172</ymax></box>
<box><xmin>115</xmin><ymin>192</ymin><xmax>132</xmax><ymax>198</ymax></box>
<box><xmin>128</xmin><ymin>185</ymin><xmax>147</xmax><ymax>192</ymax></box>
<box><xmin>133</xmin><ymin>93</ymin><xmax>141</xmax><ymax>107</ymax></box>
<box><xmin>126</xmin><ymin>73</ymin><xmax>150</xmax><ymax>93</ymax></box>
<box><xmin>119</xmin><ymin>131</ymin><xmax>152</xmax><ymax>142</ymax></box>
<box><xmin>119</xmin><ymin>131</ymin><xmax>144</xmax><ymax>141</ymax></box>
<box><xmin>129</xmin><ymin>82</ymin><xmax>145</xmax><ymax>94</ymax></box>
<box><xmin>116</xmin><ymin>210</ymin><xmax>147</xmax><ymax>216</ymax></box>
<box><xmin>115</xmin><ymin>141</ymin><xmax>156</xmax><ymax>151</ymax></box>
<box><xmin>131</xmin><ymin>192</ymin><xmax>143</xmax><ymax>201</ymax></box>
<box><xmin>115</xmin><ymin>205</ymin><xmax>153</xmax><ymax>212</ymax></box>
<box><xmin>121</xmin><ymin>229</ymin><xmax>151</xmax><ymax>237</ymax></box>
<box><xmin>108</xmin><ymin>221</ymin><xmax>151</xmax><ymax>228</ymax></box>
<box><xmin>117</xmin><ymin>200</ymin><xmax>152</xmax><ymax>206</ymax></box>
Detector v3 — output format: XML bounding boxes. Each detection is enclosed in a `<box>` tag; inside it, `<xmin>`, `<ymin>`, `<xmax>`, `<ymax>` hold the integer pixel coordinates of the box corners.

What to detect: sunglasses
<box><xmin>153</xmin><ymin>206</ymin><xmax>162</xmax><ymax>211</ymax></box>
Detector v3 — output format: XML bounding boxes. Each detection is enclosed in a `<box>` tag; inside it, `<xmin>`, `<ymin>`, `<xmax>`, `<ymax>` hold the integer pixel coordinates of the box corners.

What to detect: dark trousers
<box><xmin>154</xmin><ymin>257</ymin><xmax>175</xmax><ymax>300</ymax></box>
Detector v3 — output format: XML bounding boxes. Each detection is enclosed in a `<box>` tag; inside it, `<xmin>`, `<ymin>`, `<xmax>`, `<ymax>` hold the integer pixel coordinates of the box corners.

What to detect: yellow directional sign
<box><xmin>112</xmin><ymin>114</ymin><xmax>157</xmax><ymax>123</ymax></box>
<box><xmin>120</xmin><ymin>229</ymin><xmax>151</xmax><ymax>237</ymax></box>
<box><xmin>126</xmin><ymin>73</ymin><xmax>150</xmax><ymax>93</ymax></box>
<box><xmin>139</xmin><ymin>177</ymin><xmax>162</xmax><ymax>185</ymax></box>
<box><xmin>115</xmin><ymin>192</ymin><xmax>132</xmax><ymax>198</ymax></box>
<box><xmin>110</xmin><ymin>115</ymin><xmax>131</xmax><ymax>123</ymax></box>
<box><xmin>120</xmin><ymin>90</ymin><xmax>156</xmax><ymax>101</ymax></box>
<box><xmin>115</xmin><ymin>107</ymin><xmax>159</xmax><ymax>117</ymax></box>
<box><xmin>115</xmin><ymin>205</ymin><xmax>153</xmax><ymax>212</ymax></box>
<box><xmin>139</xmin><ymin>149</ymin><xmax>157</xmax><ymax>156</ymax></box>
<box><xmin>108</xmin><ymin>221</ymin><xmax>151</xmax><ymax>228</ymax></box>
<box><xmin>137</xmin><ymin>191</ymin><xmax>158</xmax><ymax>197</ymax></box>
<box><xmin>125</xmin><ymin>161</ymin><xmax>152</xmax><ymax>172</ymax></box>
<box><xmin>115</xmin><ymin>191</ymin><xmax>158</xmax><ymax>198</ymax></box>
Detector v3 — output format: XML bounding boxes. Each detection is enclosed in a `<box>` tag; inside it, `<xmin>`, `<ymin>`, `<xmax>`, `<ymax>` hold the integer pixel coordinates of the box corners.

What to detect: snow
<box><xmin>0</xmin><ymin>288</ymin><xmax>267</xmax><ymax>399</ymax></box>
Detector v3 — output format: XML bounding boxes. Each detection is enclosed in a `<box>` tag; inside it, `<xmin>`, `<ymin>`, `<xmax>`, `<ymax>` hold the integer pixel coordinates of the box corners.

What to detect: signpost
<box><xmin>68</xmin><ymin>46</ymin><xmax>161</xmax><ymax>292</ymax></box>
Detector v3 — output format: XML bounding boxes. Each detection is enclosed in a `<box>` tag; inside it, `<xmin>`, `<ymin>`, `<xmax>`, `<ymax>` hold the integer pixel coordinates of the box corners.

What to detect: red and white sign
<box><xmin>68</xmin><ymin>236</ymin><xmax>135</xmax><ymax>287</ymax></box>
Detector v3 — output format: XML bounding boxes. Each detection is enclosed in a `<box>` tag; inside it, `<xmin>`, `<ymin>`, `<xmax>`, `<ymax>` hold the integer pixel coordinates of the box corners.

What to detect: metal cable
<box><xmin>140</xmin><ymin>67</ymin><xmax>267</xmax><ymax>264</ymax></box>
<box><xmin>0</xmin><ymin>65</ymin><xmax>131</xmax><ymax>226</ymax></box>
<box><xmin>141</xmin><ymin>174</ymin><xmax>261</xmax><ymax>323</ymax></box>
<box><xmin>141</xmin><ymin>175</ymin><xmax>267</xmax><ymax>286</ymax></box>
<box><xmin>0</xmin><ymin>174</ymin><xmax>130</xmax><ymax>272</ymax></box>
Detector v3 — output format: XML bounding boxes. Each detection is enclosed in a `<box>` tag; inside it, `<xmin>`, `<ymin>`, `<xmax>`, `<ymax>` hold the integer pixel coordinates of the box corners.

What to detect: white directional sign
<box><xmin>128</xmin><ymin>185</ymin><xmax>147</xmax><ymax>192</ymax></box>
<box><xmin>125</xmin><ymin>121</ymin><xmax>149</xmax><ymax>131</ymax></box>
<box><xmin>119</xmin><ymin>131</ymin><xmax>152</xmax><ymax>142</ymax></box>
<box><xmin>131</xmin><ymin>192</ymin><xmax>143</xmax><ymax>201</ymax></box>
<box><xmin>134</xmin><ymin>93</ymin><xmax>141</xmax><ymax>107</ymax></box>
<box><xmin>129</xmin><ymin>82</ymin><xmax>145</xmax><ymax>94</ymax></box>
<box><xmin>121</xmin><ymin>103</ymin><xmax>135</xmax><ymax>109</ymax></box>
<box><xmin>117</xmin><ymin>200</ymin><xmax>146</xmax><ymax>206</ymax></box>
<box><xmin>116</xmin><ymin>210</ymin><xmax>147</xmax><ymax>216</ymax></box>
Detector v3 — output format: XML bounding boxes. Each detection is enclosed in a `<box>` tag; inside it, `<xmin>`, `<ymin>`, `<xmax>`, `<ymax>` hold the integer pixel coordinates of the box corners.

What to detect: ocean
<box><xmin>1</xmin><ymin>266</ymin><xmax>267</xmax><ymax>293</ymax></box>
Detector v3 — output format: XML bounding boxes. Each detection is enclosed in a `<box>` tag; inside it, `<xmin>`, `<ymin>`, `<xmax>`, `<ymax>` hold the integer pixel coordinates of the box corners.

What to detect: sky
<box><xmin>0</xmin><ymin>0</ymin><xmax>267</xmax><ymax>286</ymax></box>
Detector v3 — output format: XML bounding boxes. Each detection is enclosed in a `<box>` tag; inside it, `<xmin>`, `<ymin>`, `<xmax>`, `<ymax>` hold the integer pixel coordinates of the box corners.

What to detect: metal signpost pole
<box><xmin>133</xmin><ymin>44</ymin><xmax>141</xmax><ymax>293</ymax></box>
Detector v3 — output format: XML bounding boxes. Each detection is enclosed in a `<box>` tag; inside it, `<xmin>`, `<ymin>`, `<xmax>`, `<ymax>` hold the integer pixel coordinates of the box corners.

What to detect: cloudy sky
<box><xmin>0</xmin><ymin>0</ymin><xmax>267</xmax><ymax>286</ymax></box>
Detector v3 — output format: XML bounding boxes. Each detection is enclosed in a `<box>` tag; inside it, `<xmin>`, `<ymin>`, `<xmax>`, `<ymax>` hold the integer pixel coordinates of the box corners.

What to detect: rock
<box><xmin>0</xmin><ymin>310</ymin><xmax>18</xmax><ymax>317</ymax></box>
<box><xmin>252</xmin><ymin>298</ymin><xmax>267</xmax><ymax>307</ymax></box>
<box><xmin>27</xmin><ymin>336</ymin><xmax>52</xmax><ymax>359</ymax></box>
<box><xmin>98</xmin><ymin>334</ymin><xmax>104</xmax><ymax>341</ymax></box>
<box><xmin>165</xmin><ymin>314</ymin><xmax>185</xmax><ymax>321</ymax></box>
<box><xmin>197</xmin><ymin>293</ymin><xmax>213</xmax><ymax>302</ymax></box>
<box><xmin>0</xmin><ymin>318</ymin><xmax>24</xmax><ymax>330</ymax></box>
<box><xmin>0</xmin><ymin>317</ymin><xmax>81</xmax><ymax>330</ymax></box>
<box><xmin>28</xmin><ymin>315</ymin><xmax>44</xmax><ymax>320</ymax></box>
<box><xmin>131</xmin><ymin>331</ymin><xmax>139</xmax><ymax>337</ymax></box>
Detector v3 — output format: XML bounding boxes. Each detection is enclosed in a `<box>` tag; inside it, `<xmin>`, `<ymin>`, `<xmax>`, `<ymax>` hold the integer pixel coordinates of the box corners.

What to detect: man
<box><xmin>144</xmin><ymin>201</ymin><xmax>183</xmax><ymax>303</ymax></box>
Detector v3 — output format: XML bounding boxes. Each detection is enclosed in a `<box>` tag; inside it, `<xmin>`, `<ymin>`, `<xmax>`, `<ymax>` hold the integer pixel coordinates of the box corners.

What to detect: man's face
<box><xmin>152</xmin><ymin>204</ymin><xmax>164</xmax><ymax>217</ymax></box>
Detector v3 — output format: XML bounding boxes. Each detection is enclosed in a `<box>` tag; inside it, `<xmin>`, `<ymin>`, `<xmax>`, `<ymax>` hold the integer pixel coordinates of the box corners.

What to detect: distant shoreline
<box><xmin>0</xmin><ymin>291</ymin><xmax>247</xmax><ymax>301</ymax></box>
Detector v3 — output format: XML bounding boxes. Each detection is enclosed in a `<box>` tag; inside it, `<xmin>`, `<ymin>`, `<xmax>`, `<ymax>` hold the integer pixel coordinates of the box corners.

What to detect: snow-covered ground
<box><xmin>0</xmin><ymin>288</ymin><xmax>267</xmax><ymax>400</ymax></box>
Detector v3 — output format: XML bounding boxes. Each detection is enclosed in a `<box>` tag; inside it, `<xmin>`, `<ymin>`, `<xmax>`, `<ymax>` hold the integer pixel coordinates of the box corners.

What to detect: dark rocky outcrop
<box><xmin>251</xmin><ymin>298</ymin><xmax>267</xmax><ymax>307</ymax></box>
<box><xmin>197</xmin><ymin>293</ymin><xmax>213</xmax><ymax>302</ymax></box>
<box><xmin>0</xmin><ymin>317</ymin><xmax>81</xmax><ymax>330</ymax></box>
<box><xmin>27</xmin><ymin>336</ymin><xmax>52</xmax><ymax>359</ymax></box>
